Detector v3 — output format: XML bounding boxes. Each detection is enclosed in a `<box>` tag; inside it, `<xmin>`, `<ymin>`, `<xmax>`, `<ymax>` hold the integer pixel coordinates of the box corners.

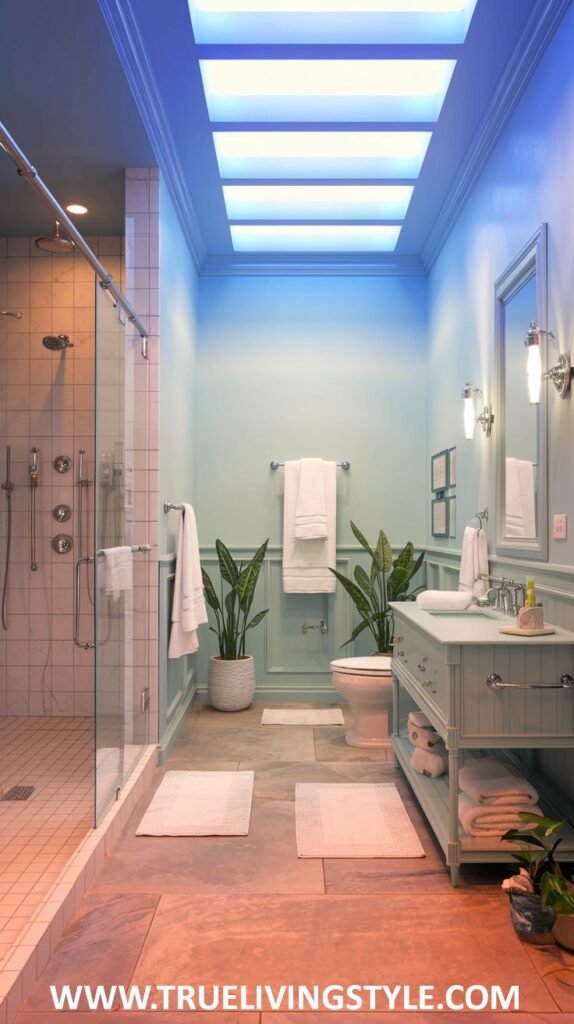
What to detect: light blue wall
<box><xmin>427</xmin><ymin>2</ymin><xmax>574</xmax><ymax>565</ymax></box>
<box><xmin>196</xmin><ymin>274</ymin><xmax>428</xmax><ymax>548</ymax></box>
<box><xmin>159</xmin><ymin>178</ymin><xmax>198</xmax><ymax>554</ymax></box>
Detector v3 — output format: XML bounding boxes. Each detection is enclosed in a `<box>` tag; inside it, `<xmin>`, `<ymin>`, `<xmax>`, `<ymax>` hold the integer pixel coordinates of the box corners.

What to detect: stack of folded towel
<box><xmin>408</xmin><ymin>711</ymin><xmax>448</xmax><ymax>778</ymax></box>
<box><xmin>458</xmin><ymin>756</ymin><xmax>542</xmax><ymax>837</ymax></box>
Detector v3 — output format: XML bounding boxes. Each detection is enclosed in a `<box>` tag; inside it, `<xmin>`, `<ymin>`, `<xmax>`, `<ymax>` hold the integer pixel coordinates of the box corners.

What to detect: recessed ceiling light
<box><xmin>189</xmin><ymin>0</ymin><xmax>476</xmax><ymax>44</ymax></box>
<box><xmin>66</xmin><ymin>204</ymin><xmax>88</xmax><ymax>215</ymax></box>
<box><xmin>213</xmin><ymin>131</ymin><xmax>432</xmax><ymax>179</ymax></box>
<box><xmin>223</xmin><ymin>185</ymin><xmax>413</xmax><ymax>220</ymax></box>
<box><xmin>199</xmin><ymin>60</ymin><xmax>456</xmax><ymax>122</ymax></box>
<box><xmin>230</xmin><ymin>224</ymin><xmax>401</xmax><ymax>252</ymax></box>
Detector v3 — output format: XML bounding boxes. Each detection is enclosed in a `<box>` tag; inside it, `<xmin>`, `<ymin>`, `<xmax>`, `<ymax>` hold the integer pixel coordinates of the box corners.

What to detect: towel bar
<box><xmin>270</xmin><ymin>460</ymin><xmax>350</xmax><ymax>471</ymax></box>
<box><xmin>164</xmin><ymin>502</ymin><xmax>184</xmax><ymax>513</ymax></box>
<box><xmin>486</xmin><ymin>673</ymin><xmax>574</xmax><ymax>690</ymax></box>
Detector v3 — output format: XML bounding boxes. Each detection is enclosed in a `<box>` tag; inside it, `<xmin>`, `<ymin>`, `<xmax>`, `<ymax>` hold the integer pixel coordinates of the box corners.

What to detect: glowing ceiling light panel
<box><xmin>200</xmin><ymin>60</ymin><xmax>456</xmax><ymax>122</ymax></box>
<box><xmin>213</xmin><ymin>131</ymin><xmax>432</xmax><ymax>179</ymax></box>
<box><xmin>230</xmin><ymin>224</ymin><xmax>401</xmax><ymax>252</ymax></box>
<box><xmin>223</xmin><ymin>184</ymin><xmax>413</xmax><ymax>220</ymax></box>
<box><xmin>188</xmin><ymin>0</ymin><xmax>477</xmax><ymax>44</ymax></box>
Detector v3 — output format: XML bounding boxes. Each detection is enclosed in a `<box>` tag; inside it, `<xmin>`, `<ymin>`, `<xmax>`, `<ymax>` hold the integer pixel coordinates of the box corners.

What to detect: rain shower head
<box><xmin>35</xmin><ymin>221</ymin><xmax>75</xmax><ymax>255</ymax></box>
<box><xmin>42</xmin><ymin>334</ymin><xmax>73</xmax><ymax>351</ymax></box>
<box><xmin>0</xmin><ymin>310</ymin><xmax>23</xmax><ymax>319</ymax></box>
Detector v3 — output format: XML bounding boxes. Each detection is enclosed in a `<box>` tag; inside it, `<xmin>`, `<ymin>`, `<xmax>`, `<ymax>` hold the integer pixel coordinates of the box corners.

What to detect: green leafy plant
<box><xmin>329</xmin><ymin>522</ymin><xmax>425</xmax><ymax>653</ymax></box>
<box><xmin>502</xmin><ymin>812</ymin><xmax>574</xmax><ymax>913</ymax></box>
<box><xmin>202</xmin><ymin>539</ymin><xmax>269</xmax><ymax>659</ymax></box>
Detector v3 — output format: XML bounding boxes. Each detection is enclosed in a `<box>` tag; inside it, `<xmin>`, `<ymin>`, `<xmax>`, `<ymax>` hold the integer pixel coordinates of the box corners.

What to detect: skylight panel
<box><xmin>188</xmin><ymin>0</ymin><xmax>477</xmax><ymax>44</ymax></box>
<box><xmin>230</xmin><ymin>224</ymin><xmax>401</xmax><ymax>252</ymax></box>
<box><xmin>213</xmin><ymin>131</ymin><xmax>432</xmax><ymax>179</ymax></box>
<box><xmin>200</xmin><ymin>60</ymin><xmax>456</xmax><ymax>122</ymax></box>
<box><xmin>223</xmin><ymin>184</ymin><xmax>413</xmax><ymax>220</ymax></box>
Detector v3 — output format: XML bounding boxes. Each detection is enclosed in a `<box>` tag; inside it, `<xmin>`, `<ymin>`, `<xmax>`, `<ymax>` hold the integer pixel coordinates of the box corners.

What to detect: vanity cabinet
<box><xmin>390</xmin><ymin>603</ymin><xmax>574</xmax><ymax>886</ymax></box>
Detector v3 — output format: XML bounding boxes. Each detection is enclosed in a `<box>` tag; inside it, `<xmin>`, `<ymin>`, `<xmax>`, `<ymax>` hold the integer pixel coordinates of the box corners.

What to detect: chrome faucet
<box><xmin>480</xmin><ymin>575</ymin><xmax>525</xmax><ymax>616</ymax></box>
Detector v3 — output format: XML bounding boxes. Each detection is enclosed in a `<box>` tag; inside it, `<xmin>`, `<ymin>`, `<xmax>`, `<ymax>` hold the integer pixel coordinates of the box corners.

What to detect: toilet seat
<box><xmin>330</xmin><ymin>656</ymin><xmax>392</xmax><ymax>675</ymax></box>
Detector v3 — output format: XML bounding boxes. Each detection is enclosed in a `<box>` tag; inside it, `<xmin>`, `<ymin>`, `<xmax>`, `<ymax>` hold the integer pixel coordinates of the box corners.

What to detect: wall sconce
<box><xmin>462</xmin><ymin>382</ymin><xmax>493</xmax><ymax>440</ymax></box>
<box><xmin>524</xmin><ymin>320</ymin><xmax>572</xmax><ymax>403</ymax></box>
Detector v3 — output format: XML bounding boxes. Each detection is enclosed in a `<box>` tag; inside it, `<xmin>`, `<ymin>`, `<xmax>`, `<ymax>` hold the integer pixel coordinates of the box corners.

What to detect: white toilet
<box><xmin>330</xmin><ymin>656</ymin><xmax>393</xmax><ymax>747</ymax></box>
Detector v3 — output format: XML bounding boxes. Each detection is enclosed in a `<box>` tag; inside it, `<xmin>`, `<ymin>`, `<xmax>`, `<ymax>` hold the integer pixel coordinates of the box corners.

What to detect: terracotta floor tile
<box><xmin>241</xmin><ymin>759</ymin><xmax>394</xmax><ymax>802</ymax></box>
<box><xmin>524</xmin><ymin>941</ymin><xmax>574</xmax><ymax>1012</ymax></box>
<box><xmin>93</xmin><ymin>799</ymin><xmax>325</xmax><ymax>896</ymax></box>
<box><xmin>17</xmin><ymin>1015</ymin><xmax>260</xmax><ymax>1024</ymax></box>
<box><xmin>131</xmin><ymin>893</ymin><xmax>556</xmax><ymax>1013</ymax></box>
<box><xmin>23</xmin><ymin>893</ymin><xmax>159</xmax><ymax>1011</ymax></box>
<box><xmin>191</xmin><ymin>702</ymin><xmax>348</xmax><ymax>731</ymax></box>
<box><xmin>262</xmin><ymin>1015</ymin><xmax>554</xmax><ymax>1023</ymax></box>
<box><xmin>178</xmin><ymin>727</ymin><xmax>317</xmax><ymax>763</ymax></box>
<box><xmin>313</xmin><ymin>727</ymin><xmax>391</xmax><ymax>762</ymax></box>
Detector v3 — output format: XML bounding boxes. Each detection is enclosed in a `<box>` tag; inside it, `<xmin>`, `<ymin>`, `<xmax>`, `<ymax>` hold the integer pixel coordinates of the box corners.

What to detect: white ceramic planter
<box><xmin>208</xmin><ymin>655</ymin><xmax>256</xmax><ymax>712</ymax></box>
<box><xmin>553</xmin><ymin>913</ymin><xmax>574</xmax><ymax>951</ymax></box>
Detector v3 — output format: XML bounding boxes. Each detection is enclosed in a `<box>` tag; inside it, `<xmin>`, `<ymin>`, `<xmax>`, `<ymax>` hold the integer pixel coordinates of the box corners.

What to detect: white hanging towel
<box><xmin>101</xmin><ymin>546</ymin><xmax>133</xmax><ymax>602</ymax></box>
<box><xmin>505</xmin><ymin>457</ymin><xmax>524</xmax><ymax>537</ymax></box>
<box><xmin>295</xmin><ymin>458</ymin><xmax>328</xmax><ymax>539</ymax></box>
<box><xmin>283</xmin><ymin>460</ymin><xmax>337</xmax><ymax>593</ymax></box>
<box><xmin>458</xmin><ymin>526</ymin><xmax>488</xmax><ymax>599</ymax></box>
<box><xmin>517</xmin><ymin>459</ymin><xmax>536</xmax><ymax>539</ymax></box>
<box><xmin>168</xmin><ymin>503</ymin><xmax>208</xmax><ymax>658</ymax></box>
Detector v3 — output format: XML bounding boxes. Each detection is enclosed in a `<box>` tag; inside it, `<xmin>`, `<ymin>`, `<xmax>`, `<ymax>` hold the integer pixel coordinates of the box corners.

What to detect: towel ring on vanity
<box><xmin>486</xmin><ymin>672</ymin><xmax>574</xmax><ymax>690</ymax></box>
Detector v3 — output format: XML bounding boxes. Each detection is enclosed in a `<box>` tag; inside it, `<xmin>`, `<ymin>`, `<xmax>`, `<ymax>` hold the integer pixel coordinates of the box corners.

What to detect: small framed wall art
<box><xmin>432</xmin><ymin>496</ymin><xmax>449</xmax><ymax>538</ymax></box>
<box><xmin>431</xmin><ymin>449</ymin><xmax>449</xmax><ymax>493</ymax></box>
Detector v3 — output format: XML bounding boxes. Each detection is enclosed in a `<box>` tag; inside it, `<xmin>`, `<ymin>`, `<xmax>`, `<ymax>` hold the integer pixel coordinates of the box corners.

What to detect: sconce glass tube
<box><xmin>463</xmin><ymin>382</ymin><xmax>476</xmax><ymax>440</ymax></box>
<box><xmin>525</xmin><ymin>321</ymin><xmax>542</xmax><ymax>405</ymax></box>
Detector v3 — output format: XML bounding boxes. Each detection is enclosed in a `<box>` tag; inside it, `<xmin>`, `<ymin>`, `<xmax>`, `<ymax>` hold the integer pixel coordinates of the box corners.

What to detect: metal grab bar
<box><xmin>487</xmin><ymin>673</ymin><xmax>574</xmax><ymax>690</ymax></box>
<box><xmin>270</xmin><ymin>460</ymin><xmax>350</xmax><ymax>471</ymax></box>
<box><xmin>73</xmin><ymin>546</ymin><xmax>151</xmax><ymax>649</ymax></box>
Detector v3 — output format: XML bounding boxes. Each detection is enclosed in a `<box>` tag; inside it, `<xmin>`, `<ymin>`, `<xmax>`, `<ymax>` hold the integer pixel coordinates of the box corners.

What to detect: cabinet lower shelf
<box><xmin>392</xmin><ymin>730</ymin><xmax>574</xmax><ymax>864</ymax></box>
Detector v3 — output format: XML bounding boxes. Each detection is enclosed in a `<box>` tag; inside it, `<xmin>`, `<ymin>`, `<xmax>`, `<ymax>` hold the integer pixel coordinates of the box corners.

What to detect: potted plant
<box><xmin>330</xmin><ymin>521</ymin><xmax>425</xmax><ymax>652</ymax></box>
<box><xmin>541</xmin><ymin>864</ymin><xmax>574</xmax><ymax>951</ymax></box>
<box><xmin>202</xmin><ymin>539</ymin><xmax>269</xmax><ymax>711</ymax></box>
<box><xmin>501</xmin><ymin>812</ymin><xmax>574</xmax><ymax>945</ymax></box>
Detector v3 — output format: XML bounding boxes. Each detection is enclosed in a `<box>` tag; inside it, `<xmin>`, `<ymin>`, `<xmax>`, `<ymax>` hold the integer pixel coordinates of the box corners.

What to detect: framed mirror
<box><xmin>495</xmin><ymin>224</ymin><xmax>548</xmax><ymax>560</ymax></box>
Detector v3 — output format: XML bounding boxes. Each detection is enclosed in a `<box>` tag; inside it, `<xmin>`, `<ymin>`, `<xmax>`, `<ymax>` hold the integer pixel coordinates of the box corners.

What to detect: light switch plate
<box><xmin>553</xmin><ymin>514</ymin><xmax>567</xmax><ymax>540</ymax></box>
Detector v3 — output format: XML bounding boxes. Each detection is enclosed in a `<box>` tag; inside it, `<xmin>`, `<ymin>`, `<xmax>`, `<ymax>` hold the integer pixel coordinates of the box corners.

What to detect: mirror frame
<box><xmin>494</xmin><ymin>223</ymin><xmax>548</xmax><ymax>561</ymax></box>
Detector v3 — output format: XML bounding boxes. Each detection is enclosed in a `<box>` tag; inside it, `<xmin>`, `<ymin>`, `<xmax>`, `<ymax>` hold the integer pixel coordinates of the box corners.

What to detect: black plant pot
<box><xmin>508</xmin><ymin>892</ymin><xmax>556</xmax><ymax>945</ymax></box>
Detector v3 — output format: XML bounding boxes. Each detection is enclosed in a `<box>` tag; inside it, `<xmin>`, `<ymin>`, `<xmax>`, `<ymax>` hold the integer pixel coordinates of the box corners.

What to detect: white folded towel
<box><xmin>408</xmin><ymin>721</ymin><xmax>444</xmax><ymax>751</ymax></box>
<box><xmin>411</xmin><ymin>746</ymin><xmax>448</xmax><ymax>779</ymax></box>
<box><xmin>408</xmin><ymin>710</ymin><xmax>433</xmax><ymax>729</ymax></box>
<box><xmin>168</xmin><ymin>503</ymin><xmax>208</xmax><ymax>659</ymax></box>
<box><xmin>518</xmin><ymin>459</ymin><xmax>536</xmax><ymax>540</ymax></box>
<box><xmin>295</xmin><ymin>459</ymin><xmax>328</xmax><ymax>540</ymax></box>
<box><xmin>416</xmin><ymin>590</ymin><xmax>472</xmax><ymax>611</ymax></box>
<box><xmin>458</xmin><ymin>793</ymin><xmax>543</xmax><ymax>837</ymax></box>
<box><xmin>101</xmin><ymin>546</ymin><xmax>133</xmax><ymax>602</ymax></box>
<box><xmin>459</xmin><ymin>756</ymin><xmax>539</xmax><ymax>807</ymax></box>
<box><xmin>458</xmin><ymin>527</ymin><xmax>488</xmax><ymax>599</ymax></box>
<box><xmin>283</xmin><ymin>460</ymin><xmax>337</xmax><ymax>593</ymax></box>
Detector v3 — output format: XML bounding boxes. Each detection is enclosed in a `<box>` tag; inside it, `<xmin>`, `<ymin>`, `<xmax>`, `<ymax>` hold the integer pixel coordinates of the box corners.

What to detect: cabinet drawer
<box><xmin>393</xmin><ymin>623</ymin><xmax>448</xmax><ymax>717</ymax></box>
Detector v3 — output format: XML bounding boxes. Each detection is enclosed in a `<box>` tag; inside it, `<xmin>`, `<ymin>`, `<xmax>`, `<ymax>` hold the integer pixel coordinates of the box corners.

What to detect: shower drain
<box><xmin>1</xmin><ymin>785</ymin><xmax>34</xmax><ymax>801</ymax></box>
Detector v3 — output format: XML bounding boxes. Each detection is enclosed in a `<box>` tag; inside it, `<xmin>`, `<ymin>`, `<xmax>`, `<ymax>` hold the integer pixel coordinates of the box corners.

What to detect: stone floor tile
<box><xmin>241</xmin><ymin>759</ymin><xmax>395</xmax><ymax>802</ymax></box>
<box><xmin>313</xmin><ymin>727</ymin><xmax>391</xmax><ymax>762</ymax></box>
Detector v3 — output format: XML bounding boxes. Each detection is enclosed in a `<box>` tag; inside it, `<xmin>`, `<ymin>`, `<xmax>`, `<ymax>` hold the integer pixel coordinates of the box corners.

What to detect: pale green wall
<box><xmin>159</xmin><ymin>179</ymin><xmax>198</xmax><ymax>553</ymax></box>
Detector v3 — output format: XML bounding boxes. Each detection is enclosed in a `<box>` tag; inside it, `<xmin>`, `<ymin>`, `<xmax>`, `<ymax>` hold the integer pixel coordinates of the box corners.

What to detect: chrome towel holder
<box><xmin>270</xmin><ymin>459</ymin><xmax>350</xmax><ymax>471</ymax></box>
<box><xmin>164</xmin><ymin>502</ymin><xmax>184</xmax><ymax>513</ymax></box>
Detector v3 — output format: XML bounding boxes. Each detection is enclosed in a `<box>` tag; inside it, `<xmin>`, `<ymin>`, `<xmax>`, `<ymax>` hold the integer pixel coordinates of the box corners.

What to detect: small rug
<box><xmin>136</xmin><ymin>771</ymin><xmax>254</xmax><ymax>836</ymax></box>
<box><xmin>295</xmin><ymin>782</ymin><xmax>425</xmax><ymax>858</ymax></box>
<box><xmin>262</xmin><ymin>708</ymin><xmax>344</xmax><ymax>726</ymax></box>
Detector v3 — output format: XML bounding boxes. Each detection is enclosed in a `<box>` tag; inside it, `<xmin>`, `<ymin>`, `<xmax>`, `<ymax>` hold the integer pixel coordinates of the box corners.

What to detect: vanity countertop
<box><xmin>390</xmin><ymin>602</ymin><xmax>574</xmax><ymax>646</ymax></box>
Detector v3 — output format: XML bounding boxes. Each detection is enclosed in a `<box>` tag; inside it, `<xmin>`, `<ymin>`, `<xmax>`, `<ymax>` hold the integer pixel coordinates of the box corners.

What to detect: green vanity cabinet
<box><xmin>390</xmin><ymin>603</ymin><xmax>574</xmax><ymax>886</ymax></box>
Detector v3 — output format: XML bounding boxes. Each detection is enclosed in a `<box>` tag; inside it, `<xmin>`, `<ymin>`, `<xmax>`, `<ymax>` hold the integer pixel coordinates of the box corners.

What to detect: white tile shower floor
<box><xmin>0</xmin><ymin>717</ymin><xmax>94</xmax><ymax>965</ymax></box>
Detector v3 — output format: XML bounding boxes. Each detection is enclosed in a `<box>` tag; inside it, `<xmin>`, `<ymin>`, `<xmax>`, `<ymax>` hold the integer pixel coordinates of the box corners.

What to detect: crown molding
<box><xmin>98</xmin><ymin>0</ymin><xmax>207</xmax><ymax>270</ymax></box>
<box><xmin>421</xmin><ymin>0</ymin><xmax>572</xmax><ymax>271</ymax></box>
<box><xmin>201</xmin><ymin>253</ymin><xmax>426</xmax><ymax>276</ymax></box>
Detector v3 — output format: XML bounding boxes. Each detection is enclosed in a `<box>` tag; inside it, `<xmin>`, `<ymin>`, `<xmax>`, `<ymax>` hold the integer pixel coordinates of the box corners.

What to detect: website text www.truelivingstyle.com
<box><xmin>50</xmin><ymin>982</ymin><xmax>521</xmax><ymax>1013</ymax></box>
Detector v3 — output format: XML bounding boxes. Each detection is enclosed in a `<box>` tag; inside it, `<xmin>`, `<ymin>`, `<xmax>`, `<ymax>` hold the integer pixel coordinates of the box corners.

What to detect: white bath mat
<box><xmin>136</xmin><ymin>771</ymin><xmax>254</xmax><ymax>836</ymax></box>
<box><xmin>262</xmin><ymin>708</ymin><xmax>344</xmax><ymax>726</ymax></box>
<box><xmin>295</xmin><ymin>782</ymin><xmax>425</xmax><ymax>858</ymax></box>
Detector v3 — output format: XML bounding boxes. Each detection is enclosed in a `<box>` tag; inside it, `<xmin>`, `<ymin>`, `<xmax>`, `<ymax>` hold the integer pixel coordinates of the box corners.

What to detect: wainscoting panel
<box><xmin>158</xmin><ymin>556</ymin><xmax>196</xmax><ymax>762</ymax></box>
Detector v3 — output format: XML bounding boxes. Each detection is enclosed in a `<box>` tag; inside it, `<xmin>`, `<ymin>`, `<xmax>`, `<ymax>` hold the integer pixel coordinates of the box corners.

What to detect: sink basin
<box><xmin>426</xmin><ymin>609</ymin><xmax>495</xmax><ymax>619</ymax></box>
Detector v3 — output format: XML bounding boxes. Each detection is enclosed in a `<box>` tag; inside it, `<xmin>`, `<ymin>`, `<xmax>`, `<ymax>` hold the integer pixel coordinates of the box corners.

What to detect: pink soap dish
<box><xmin>499</xmin><ymin>624</ymin><xmax>556</xmax><ymax>637</ymax></box>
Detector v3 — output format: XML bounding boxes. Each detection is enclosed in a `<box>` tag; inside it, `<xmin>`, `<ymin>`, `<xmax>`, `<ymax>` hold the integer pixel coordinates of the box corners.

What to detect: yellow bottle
<box><xmin>525</xmin><ymin>578</ymin><xmax>536</xmax><ymax>608</ymax></box>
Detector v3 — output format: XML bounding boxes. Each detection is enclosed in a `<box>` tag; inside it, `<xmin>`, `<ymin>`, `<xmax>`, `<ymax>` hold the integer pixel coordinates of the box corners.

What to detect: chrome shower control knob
<box><xmin>53</xmin><ymin>455</ymin><xmax>72</xmax><ymax>474</ymax></box>
<box><xmin>53</xmin><ymin>504</ymin><xmax>72</xmax><ymax>523</ymax></box>
<box><xmin>52</xmin><ymin>534</ymin><xmax>73</xmax><ymax>554</ymax></box>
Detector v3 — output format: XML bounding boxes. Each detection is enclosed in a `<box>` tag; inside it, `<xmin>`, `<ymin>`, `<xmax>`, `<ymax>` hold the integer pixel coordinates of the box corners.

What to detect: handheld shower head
<box><xmin>0</xmin><ymin>310</ymin><xmax>23</xmax><ymax>320</ymax></box>
<box><xmin>35</xmin><ymin>221</ymin><xmax>75</xmax><ymax>255</ymax></box>
<box><xmin>42</xmin><ymin>334</ymin><xmax>73</xmax><ymax>351</ymax></box>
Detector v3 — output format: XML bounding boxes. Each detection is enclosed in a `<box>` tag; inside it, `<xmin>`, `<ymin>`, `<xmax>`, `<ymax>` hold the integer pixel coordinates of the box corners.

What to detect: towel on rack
<box><xmin>407</xmin><ymin>721</ymin><xmax>444</xmax><ymax>751</ymax></box>
<box><xmin>458</xmin><ymin>526</ymin><xmax>488</xmax><ymax>598</ymax></box>
<box><xmin>295</xmin><ymin>459</ymin><xmax>328</xmax><ymax>540</ymax></box>
<box><xmin>458</xmin><ymin>792</ymin><xmax>543</xmax><ymax>837</ymax></box>
<box><xmin>459</xmin><ymin>756</ymin><xmax>539</xmax><ymax>807</ymax></box>
<box><xmin>408</xmin><ymin>710</ymin><xmax>433</xmax><ymax>729</ymax></box>
<box><xmin>505</xmin><ymin>458</ymin><xmax>536</xmax><ymax>539</ymax></box>
<box><xmin>283</xmin><ymin>460</ymin><xmax>337</xmax><ymax>593</ymax></box>
<box><xmin>100</xmin><ymin>546</ymin><xmax>133</xmax><ymax>602</ymax></box>
<box><xmin>168</xmin><ymin>503</ymin><xmax>208</xmax><ymax>659</ymax></box>
<box><xmin>416</xmin><ymin>591</ymin><xmax>472</xmax><ymax>611</ymax></box>
<box><xmin>410</xmin><ymin>746</ymin><xmax>448</xmax><ymax>778</ymax></box>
